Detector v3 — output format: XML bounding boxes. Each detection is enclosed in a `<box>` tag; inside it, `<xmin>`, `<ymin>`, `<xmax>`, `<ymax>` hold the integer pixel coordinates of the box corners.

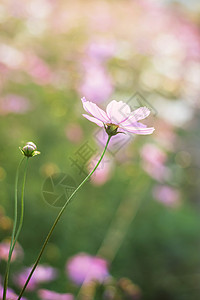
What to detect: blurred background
<box><xmin>0</xmin><ymin>0</ymin><xmax>200</xmax><ymax>299</ymax></box>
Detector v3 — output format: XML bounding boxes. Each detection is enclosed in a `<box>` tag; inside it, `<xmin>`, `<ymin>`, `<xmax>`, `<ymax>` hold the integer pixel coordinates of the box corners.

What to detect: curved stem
<box><xmin>3</xmin><ymin>157</ymin><xmax>25</xmax><ymax>300</ymax></box>
<box><xmin>17</xmin><ymin>136</ymin><xmax>111</xmax><ymax>300</ymax></box>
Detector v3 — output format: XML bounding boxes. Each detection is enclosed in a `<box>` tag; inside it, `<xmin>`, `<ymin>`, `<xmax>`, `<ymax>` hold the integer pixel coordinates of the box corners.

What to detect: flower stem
<box><xmin>12</xmin><ymin>158</ymin><xmax>29</xmax><ymax>251</ymax></box>
<box><xmin>17</xmin><ymin>136</ymin><xmax>111</xmax><ymax>300</ymax></box>
<box><xmin>3</xmin><ymin>157</ymin><xmax>29</xmax><ymax>300</ymax></box>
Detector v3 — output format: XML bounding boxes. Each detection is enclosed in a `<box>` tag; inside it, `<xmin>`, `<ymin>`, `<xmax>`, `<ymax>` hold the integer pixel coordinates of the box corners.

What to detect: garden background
<box><xmin>0</xmin><ymin>0</ymin><xmax>200</xmax><ymax>299</ymax></box>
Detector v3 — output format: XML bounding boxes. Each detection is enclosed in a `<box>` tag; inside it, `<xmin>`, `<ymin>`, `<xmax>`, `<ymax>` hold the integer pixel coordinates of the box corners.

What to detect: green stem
<box><xmin>12</xmin><ymin>158</ymin><xmax>29</xmax><ymax>252</ymax></box>
<box><xmin>17</xmin><ymin>136</ymin><xmax>111</xmax><ymax>300</ymax></box>
<box><xmin>3</xmin><ymin>157</ymin><xmax>27</xmax><ymax>300</ymax></box>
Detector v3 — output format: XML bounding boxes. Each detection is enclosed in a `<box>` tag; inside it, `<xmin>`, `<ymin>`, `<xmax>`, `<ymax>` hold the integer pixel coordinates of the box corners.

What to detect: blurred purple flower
<box><xmin>0</xmin><ymin>240</ymin><xmax>24</xmax><ymax>262</ymax></box>
<box><xmin>78</xmin><ymin>64</ymin><xmax>113</xmax><ymax>104</ymax></box>
<box><xmin>66</xmin><ymin>253</ymin><xmax>109</xmax><ymax>285</ymax></box>
<box><xmin>0</xmin><ymin>283</ymin><xmax>27</xmax><ymax>300</ymax></box>
<box><xmin>141</xmin><ymin>143</ymin><xmax>170</xmax><ymax>181</ymax></box>
<box><xmin>153</xmin><ymin>185</ymin><xmax>181</xmax><ymax>207</ymax></box>
<box><xmin>0</xmin><ymin>94</ymin><xmax>31</xmax><ymax>115</ymax></box>
<box><xmin>14</xmin><ymin>265</ymin><xmax>58</xmax><ymax>291</ymax></box>
<box><xmin>87</xmin><ymin>40</ymin><xmax>116</xmax><ymax>62</ymax></box>
<box><xmin>38</xmin><ymin>289</ymin><xmax>74</xmax><ymax>300</ymax></box>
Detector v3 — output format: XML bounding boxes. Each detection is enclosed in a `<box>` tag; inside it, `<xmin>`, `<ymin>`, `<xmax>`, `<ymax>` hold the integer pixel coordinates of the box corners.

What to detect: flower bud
<box><xmin>26</xmin><ymin>142</ymin><xmax>37</xmax><ymax>150</ymax></box>
<box><xmin>19</xmin><ymin>142</ymin><xmax>40</xmax><ymax>158</ymax></box>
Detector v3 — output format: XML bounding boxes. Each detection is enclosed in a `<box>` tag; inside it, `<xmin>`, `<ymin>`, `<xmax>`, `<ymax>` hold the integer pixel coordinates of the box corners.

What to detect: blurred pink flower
<box><xmin>38</xmin><ymin>289</ymin><xmax>74</xmax><ymax>300</ymax></box>
<box><xmin>173</xmin><ymin>16</ymin><xmax>200</xmax><ymax>60</ymax></box>
<box><xmin>82</xmin><ymin>98</ymin><xmax>155</xmax><ymax>135</ymax></box>
<box><xmin>87</xmin><ymin>40</ymin><xmax>115</xmax><ymax>62</ymax></box>
<box><xmin>88</xmin><ymin>154</ymin><xmax>113</xmax><ymax>186</ymax></box>
<box><xmin>154</xmin><ymin>120</ymin><xmax>176</xmax><ymax>151</ymax></box>
<box><xmin>66</xmin><ymin>253</ymin><xmax>109</xmax><ymax>285</ymax></box>
<box><xmin>24</xmin><ymin>53</ymin><xmax>53</xmax><ymax>85</ymax></box>
<box><xmin>0</xmin><ymin>282</ymin><xmax>27</xmax><ymax>300</ymax></box>
<box><xmin>14</xmin><ymin>264</ymin><xmax>58</xmax><ymax>291</ymax></box>
<box><xmin>0</xmin><ymin>240</ymin><xmax>24</xmax><ymax>262</ymax></box>
<box><xmin>1</xmin><ymin>287</ymin><xmax>27</xmax><ymax>300</ymax></box>
<box><xmin>0</xmin><ymin>94</ymin><xmax>31</xmax><ymax>115</ymax></box>
<box><xmin>78</xmin><ymin>64</ymin><xmax>113</xmax><ymax>104</ymax></box>
<box><xmin>141</xmin><ymin>143</ymin><xmax>170</xmax><ymax>181</ymax></box>
<box><xmin>65</xmin><ymin>123</ymin><xmax>83</xmax><ymax>144</ymax></box>
<box><xmin>139</xmin><ymin>0</ymin><xmax>200</xmax><ymax>58</ymax></box>
<box><xmin>153</xmin><ymin>185</ymin><xmax>180</xmax><ymax>207</ymax></box>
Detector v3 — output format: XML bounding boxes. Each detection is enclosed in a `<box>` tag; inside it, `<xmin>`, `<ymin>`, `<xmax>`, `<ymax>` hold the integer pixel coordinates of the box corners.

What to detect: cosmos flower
<box><xmin>0</xmin><ymin>240</ymin><xmax>24</xmax><ymax>262</ymax></box>
<box><xmin>38</xmin><ymin>289</ymin><xmax>74</xmax><ymax>300</ymax></box>
<box><xmin>14</xmin><ymin>264</ymin><xmax>58</xmax><ymax>291</ymax></box>
<box><xmin>88</xmin><ymin>154</ymin><xmax>113</xmax><ymax>186</ymax></box>
<box><xmin>81</xmin><ymin>97</ymin><xmax>155</xmax><ymax>136</ymax></box>
<box><xmin>0</xmin><ymin>286</ymin><xmax>27</xmax><ymax>300</ymax></box>
<box><xmin>153</xmin><ymin>185</ymin><xmax>180</xmax><ymax>207</ymax></box>
<box><xmin>141</xmin><ymin>143</ymin><xmax>171</xmax><ymax>181</ymax></box>
<box><xmin>66</xmin><ymin>253</ymin><xmax>109</xmax><ymax>285</ymax></box>
<box><xmin>0</xmin><ymin>279</ymin><xmax>27</xmax><ymax>300</ymax></box>
<box><xmin>78</xmin><ymin>65</ymin><xmax>113</xmax><ymax>104</ymax></box>
<box><xmin>0</xmin><ymin>94</ymin><xmax>31</xmax><ymax>115</ymax></box>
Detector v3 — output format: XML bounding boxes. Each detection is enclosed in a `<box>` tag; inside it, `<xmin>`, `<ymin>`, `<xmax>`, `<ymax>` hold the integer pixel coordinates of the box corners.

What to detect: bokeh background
<box><xmin>0</xmin><ymin>0</ymin><xmax>200</xmax><ymax>299</ymax></box>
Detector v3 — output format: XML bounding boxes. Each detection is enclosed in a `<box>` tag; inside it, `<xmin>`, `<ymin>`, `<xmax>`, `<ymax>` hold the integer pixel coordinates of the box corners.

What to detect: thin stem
<box><xmin>12</xmin><ymin>158</ymin><xmax>29</xmax><ymax>252</ymax></box>
<box><xmin>3</xmin><ymin>157</ymin><xmax>25</xmax><ymax>300</ymax></box>
<box><xmin>17</xmin><ymin>136</ymin><xmax>111</xmax><ymax>300</ymax></box>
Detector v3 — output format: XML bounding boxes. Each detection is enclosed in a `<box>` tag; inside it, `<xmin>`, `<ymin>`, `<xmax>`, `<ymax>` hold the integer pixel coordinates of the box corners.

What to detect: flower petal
<box><xmin>124</xmin><ymin>122</ymin><xmax>147</xmax><ymax>128</ymax></box>
<box><xmin>121</xmin><ymin>107</ymin><xmax>151</xmax><ymax>126</ymax></box>
<box><xmin>81</xmin><ymin>97</ymin><xmax>109</xmax><ymax>123</ymax></box>
<box><xmin>120</xmin><ymin>124</ymin><xmax>155</xmax><ymax>135</ymax></box>
<box><xmin>106</xmin><ymin>100</ymin><xmax>131</xmax><ymax>124</ymax></box>
<box><xmin>82</xmin><ymin>114</ymin><xmax>104</xmax><ymax>127</ymax></box>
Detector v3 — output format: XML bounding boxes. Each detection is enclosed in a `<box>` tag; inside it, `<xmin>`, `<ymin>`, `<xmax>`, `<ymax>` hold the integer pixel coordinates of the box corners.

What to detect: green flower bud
<box><xmin>19</xmin><ymin>142</ymin><xmax>40</xmax><ymax>158</ymax></box>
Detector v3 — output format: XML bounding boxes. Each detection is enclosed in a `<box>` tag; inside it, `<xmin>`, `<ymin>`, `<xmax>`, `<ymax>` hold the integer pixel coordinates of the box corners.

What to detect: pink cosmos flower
<box><xmin>81</xmin><ymin>97</ymin><xmax>154</xmax><ymax>136</ymax></box>
<box><xmin>0</xmin><ymin>286</ymin><xmax>27</xmax><ymax>300</ymax></box>
<box><xmin>87</xmin><ymin>40</ymin><xmax>115</xmax><ymax>62</ymax></box>
<box><xmin>140</xmin><ymin>143</ymin><xmax>171</xmax><ymax>181</ymax></box>
<box><xmin>14</xmin><ymin>264</ymin><xmax>58</xmax><ymax>291</ymax></box>
<box><xmin>0</xmin><ymin>281</ymin><xmax>27</xmax><ymax>300</ymax></box>
<box><xmin>0</xmin><ymin>94</ymin><xmax>31</xmax><ymax>115</ymax></box>
<box><xmin>88</xmin><ymin>154</ymin><xmax>113</xmax><ymax>186</ymax></box>
<box><xmin>66</xmin><ymin>253</ymin><xmax>109</xmax><ymax>285</ymax></box>
<box><xmin>38</xmin><ymin>289</ymin><xmax>74</xmax><ymax>300</ymax></box>
<box><xmin>153</xmin><ymin>185</ymin><xmax>181</xmax><ymax>207</ymax></box>
<box><xmin>0</xmin><ymin>240</ymin><xmax>24</xmax><ymax>262</ymax></box>
<box><xmin>23</xmin><ymin>53</ymin><xmax>53</xmax><ymax>85</ymax></box>
<box><xmin>78</xmin><ymin>65</ymin><xmax>113</xmax><ymax>104</ymax></box>
<box><xmin>65</xmin><ymin>123</ymin><xmax>83</xmax><ymax>144</ymax></box>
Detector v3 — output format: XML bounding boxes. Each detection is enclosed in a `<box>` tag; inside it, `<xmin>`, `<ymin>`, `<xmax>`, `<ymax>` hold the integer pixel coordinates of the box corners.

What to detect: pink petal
<box><xmin>82</xmin><ymin>114</ymin><xmax>104</xmax><ymax>127</ymax></box>
<box><xmin>81</xmin><ymin>97</ymin><xmax>109</xmax><ymax>123</ymax></box>
<box><xmin>124</xmin><ymin>122</ymin><xmax>147</xmax><ymax>128</ymax></box>
<box><xmin>121</xmin><ymin>107</ymin><xmax>150</xmax><ymax>126</ymax></box>
<box><xmin>120</xmin><ymin>124</ymin><xmax>155</xmax><ymax>135</ymax></box>
<box><xmin>106</xmin><ymin>100</ymin><xmax>131</xmax><ymax>124</ymax></box>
